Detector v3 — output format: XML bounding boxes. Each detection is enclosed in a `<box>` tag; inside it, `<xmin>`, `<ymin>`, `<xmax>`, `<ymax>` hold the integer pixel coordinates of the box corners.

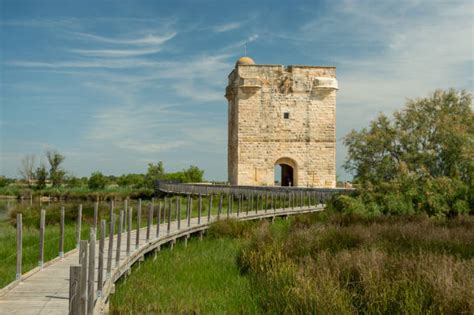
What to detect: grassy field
<box><xmin>110</xmin><ymin>237</ymin><xmax>259</xmax><ymax>314</ymax></box>
<box><xmin>109</xmin><ymin>213</ymin><xmax>474</xmax><ymax>314</ymax></box>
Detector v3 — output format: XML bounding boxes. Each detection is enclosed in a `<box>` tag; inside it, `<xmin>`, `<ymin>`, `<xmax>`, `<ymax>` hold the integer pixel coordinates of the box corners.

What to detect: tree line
<box><xmin>1</xmin><ymin>153</ymin><xmax>204</xmax><ymax>192</ymax></box>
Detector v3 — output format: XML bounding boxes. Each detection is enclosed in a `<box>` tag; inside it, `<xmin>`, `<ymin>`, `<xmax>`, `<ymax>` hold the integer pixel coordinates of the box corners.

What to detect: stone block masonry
<box><xmin>225</xmin><ymin>57</ymin><xmax>338</xmax><ymax>188</ymax></box>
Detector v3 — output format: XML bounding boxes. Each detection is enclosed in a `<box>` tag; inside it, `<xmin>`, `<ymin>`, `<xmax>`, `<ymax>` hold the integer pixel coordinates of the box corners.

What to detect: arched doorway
<box><xmin>274</xmin><ymin>157</ymin><xmax>297</xmax><ymax>186</ymax></box>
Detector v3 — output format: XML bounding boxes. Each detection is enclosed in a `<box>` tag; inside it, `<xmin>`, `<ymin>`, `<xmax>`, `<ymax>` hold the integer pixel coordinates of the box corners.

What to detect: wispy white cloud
<box><xmin>70</xmin><ymin>47</ymin><xmax>162</xmax><ymax>58</ymax></box>
<box><xmin>8</xmin><ymin>58</ymin><xmax>161</xmax><ymax>69</ymax></box>
<box><xmin>213</xmin><ymin>22</ymin><xmax>242</xmax><ymax>33</ymax></box>
<box><xmin>72</xmin><ymin>31</ymin><xmax>177</xmax><ymax>45</ymax></box>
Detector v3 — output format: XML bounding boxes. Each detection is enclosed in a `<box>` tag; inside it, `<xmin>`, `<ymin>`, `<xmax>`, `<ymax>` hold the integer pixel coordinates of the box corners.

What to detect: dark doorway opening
<box><xmin>280</xmin><ymin>164</ymin><xmax>293</xmax><ymax>186</ymax></box>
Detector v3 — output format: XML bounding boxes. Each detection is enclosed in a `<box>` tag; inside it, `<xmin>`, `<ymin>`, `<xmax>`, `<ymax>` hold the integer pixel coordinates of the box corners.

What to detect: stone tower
<box><xmin>225</xmin><ymin>56</ymin><xmax>338</xmax><ymax>187</ymax></box>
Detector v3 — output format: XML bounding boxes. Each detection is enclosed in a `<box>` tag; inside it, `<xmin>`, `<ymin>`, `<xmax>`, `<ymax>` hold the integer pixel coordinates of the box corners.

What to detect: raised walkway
<box><xmin>0</xmin><ymin>204</ymin><xmax>323</xmax><ymax>315</ymax></box>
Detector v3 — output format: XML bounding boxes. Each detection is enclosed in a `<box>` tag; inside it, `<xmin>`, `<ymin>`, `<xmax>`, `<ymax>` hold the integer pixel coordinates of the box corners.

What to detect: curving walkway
<box><xmin>0</xmin><ymin>205</ymin><xmax>323</xmax><ymax>315</ymax></box>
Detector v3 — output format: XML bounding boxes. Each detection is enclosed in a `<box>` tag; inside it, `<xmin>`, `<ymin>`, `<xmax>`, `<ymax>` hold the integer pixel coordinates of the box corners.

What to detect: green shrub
<box><xmin>207</xmin><ymin>219</ymin><xmax>254</xmax><ymax>239</ymax></box>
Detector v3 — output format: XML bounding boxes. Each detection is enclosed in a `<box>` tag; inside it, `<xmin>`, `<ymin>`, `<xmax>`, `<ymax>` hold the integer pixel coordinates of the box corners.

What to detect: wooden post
<box><xmin>38</xmin><ymin>209</ymin><xmax>45</xmax><ymax>268</ymax></box>
<box><xmin>167</xmin><ymin>197</ymin><xmax>171</xmax><ymax>234</ymax></box>
<box><xmin>59</xmin><ymin>206</ymin><xmax>65</xmax><ymax>258</ymax></box>
<box><xmin>123</xmin><ymin>198</ymin><xmax>128</xmax><ymax>232</ymax></box>
<box><xmin>76</xmin><ymin>204</ymin><xmax>82</xmax><ymax>249</ymax></box>
<box><xmin>136</xmin><ymin>199</ymin><xmax>141</xmax><ymax>249</ymax></box>
<box><xmin>127</xmin><ymin>207</ymin><xmax>132</xmax><ymax>256</ymax></box>
<box><xmin>79</xmin><ymin>240</ymin><xmax>88</xmax><ymax>315</ymax></box>
<box><xmin>198</xmin><ymin>194</ymin><xmax>202</xmax><ymax>224</ymax></box>
<box><xmin>106</xmin><ymin>214</ymin><xmax>114</xmax><ymax>278</ymax></box>
<box><xmin>265</xmin><ymin>193</ymin><xmax>268</xmax><ymax>213</ymax></box>
<box><xmin>246</xmin><ymin>194</ymin><xmax>249</xmax><ymax>216</ymax></box>
<box><xmin>218</xmin><ymin>194</ymin><xmax>222</xmax><ymax>220</ymax></box>
<box><xmin>87</xmin><ymin>229</ymin><xmax>96</xmax><ymax>315</ymax></box>
<box><xmin>255</xmin><ymin>194</ymin><xmax>258</xmax><ymax>214</ymax></box>
<box><xmin>115</xmin><ymin>210</ymin><xmax>123</xmax><ymax>267</ymax></box>
<box><xmin>16</xmin><ymin>213</ymin><xmax>22</xmax><ymax>280</ymax></box>
<box><xmin>97</xmin><ymin>220</ymin><xmax>105</xmax><ymax>297</ymax></box>
<box><xmin>249</xmin><ymin>194</ymin><xmax>253</xmax><ymax>214</ymax></box>
<box><xmin>176</xmin><ymin>196</ymin><xmax>181</xmax><ymax>230</ymax></box>
<box><xmin>226</xmin><ymin>194</ymin><xmax>230</xmax><ymax>218</ymax></box>
<box><xmin>156</xmin><ymin>201</ymin><xmax>161</xmax><ymax>238</ymax></box>
<box><xmin>208</xmin><ymin>194</ymin><xmax>212</xmax><ymax>222</ymax></box>
<box><xmin>69</xmin><ymin>265</ymin><xmax>81</xmax><ymax>315</ymax></box>
<box><xmin>146</xmin><ymin>203</ymin><xmax>153</xmax><ymax>242</ymax></box>
<box><xmin>93</xmin><ymin>201</ymin><xmax>99</xmax><ymax>229</ymax></box>
<box><xmin>187</xmin><ymin>195</ymin><xmax>192</xmax><ymax>227</ymax></box>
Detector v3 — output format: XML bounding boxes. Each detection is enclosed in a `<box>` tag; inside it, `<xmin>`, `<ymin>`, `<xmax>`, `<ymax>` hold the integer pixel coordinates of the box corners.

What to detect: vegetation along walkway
<box><xmin>0</xmin><ymin>194</ymin><xmax>324</xmax><ymax>315</ymax></box>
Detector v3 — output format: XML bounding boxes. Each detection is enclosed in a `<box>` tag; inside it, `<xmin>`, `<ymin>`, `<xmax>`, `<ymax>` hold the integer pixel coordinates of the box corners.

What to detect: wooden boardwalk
<box><xmin>0</xmin><ymin>205</ymin><xmax>323</xmax><ymax>315</ymax></box>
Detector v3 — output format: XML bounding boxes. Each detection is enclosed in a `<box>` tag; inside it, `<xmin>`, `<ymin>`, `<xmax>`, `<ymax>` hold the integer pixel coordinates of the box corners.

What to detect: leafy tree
<box><xmin>65</xmin><ymin>175</ymin><xmax>85</xmax><ymax>188</ymax></box>
<box><xmin>46</xmin><ymin>150</ymin><xmax>66</xmax><ymax>187</ymax></box>
<box><xmin>118</xmin><ymin>173</ymin><xmax>145</xmax><ymax>188</ymax></box>
<box><xmin>338</xmin><ymin>89</ymin><xmax>473</xmax><ymax>216</ymax></box>
<box><xmin>183</xmin><ymin>165</ymin><xmax>204</xmax><ymax>182</ymax></box>
<box><xmin>344</xmin><ymin>89</ymin><xmax>473</xmax><ymax>184</ymax></box>
<box><xmin>88</xmin><ymin>171</ymin><xmax>108</xmax><ymax>190</ymax></box>
<box><xmin>0</xmin><ymin>176</ymin><xmax>10</xmax><ymax>188</ymax></box>
<box><xmin>35</xmin><ymin>164</ymin><xmax>48</xmax><ymax>190</ymax></box>
<box><xmin>144</xmin><ymin>162</ymin><xmax>165</xmax><ymax>189</ymax></box>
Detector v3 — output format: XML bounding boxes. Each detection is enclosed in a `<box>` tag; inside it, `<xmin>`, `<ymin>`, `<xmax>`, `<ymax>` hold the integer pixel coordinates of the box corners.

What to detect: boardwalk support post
<box><xmin>106</xmin><ymin>214</ymin><xmax>114</xmax><ymax>279</ymax></box>
<box><xmin>16</xmin><ymin>213</ymin><xmax>22</xmax><ymax>280</ymax></box>
<box><xmin>136</xmin><ymin>200</ymin><xmax>141</xmax><ymax>249</ymax></box>
<box><xmin>97</xmin><ymin>220</ymin><xmax>105</xmax><ymax>298</ymax></box>
<box><xmin>87</xmin><ymin>229</ymin><xmax>96</xmax><ymax>315</ymax></box>
<box><xmin>116</xmin><ymin>210</ymin><xmax>123</xmax><ymax>267</ymax></box>
<box><xmin>38</xmin><ymin>209</ymin><xmax>45</xmax><ymax>268</ymax></box>
<box><xmin>59</xmin><ymin>206</ymin><xmax>65</xmax><ymax>258</ymax></box>
<box><xmin>79</xmin><ymin>240</ymin><xmax>88</xmax><ymax>315</ymax></box>
<box><xmin>76</xmin><ymin>204</ymin><xmax>82</xmax><ymax>249</ymax></box>
<box><xmin>69</xmin><ymin>265</ymin><xmax>81</xmax><ymax>315</ymax></box>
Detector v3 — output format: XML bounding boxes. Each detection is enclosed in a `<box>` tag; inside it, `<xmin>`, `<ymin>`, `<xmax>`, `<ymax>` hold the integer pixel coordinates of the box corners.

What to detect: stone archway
<box><xmin>274</xmin><ymin>157</ymin><xmax>298</xmax><ymax>187</ymax></box>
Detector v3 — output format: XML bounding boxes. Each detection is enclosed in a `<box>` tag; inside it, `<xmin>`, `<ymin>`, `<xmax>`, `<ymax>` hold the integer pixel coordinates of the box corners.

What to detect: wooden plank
<box><xmin>16</xmin><ymin>213</ymin><xmax>22</xmax><ymax>280</ymax></box>
<box><xmin>38</xmin><ymin>209</ymin><xmax>45</xmax><ymax>268</ymax></box>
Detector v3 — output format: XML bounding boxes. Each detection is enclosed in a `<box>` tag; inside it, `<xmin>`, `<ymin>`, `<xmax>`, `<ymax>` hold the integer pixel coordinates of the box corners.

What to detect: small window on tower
<box><xmin>283</xmin><ymin>112</ymin><xmax>290</xmax><ymax>119</ymax></box>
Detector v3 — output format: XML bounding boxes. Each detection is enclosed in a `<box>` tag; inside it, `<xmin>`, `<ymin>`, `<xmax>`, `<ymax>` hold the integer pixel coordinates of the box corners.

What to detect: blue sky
<box><xmin>0</xmin><ymin>0</ymin><xmax>472</xmax><ymax>181</ymax></box>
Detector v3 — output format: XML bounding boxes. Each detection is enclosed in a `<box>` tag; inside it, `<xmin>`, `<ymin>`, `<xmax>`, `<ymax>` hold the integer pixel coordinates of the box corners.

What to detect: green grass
<box><xmin>110</xmin><ymin>237</ymin><xmax>259</xmax><ymax>314</ymax></box>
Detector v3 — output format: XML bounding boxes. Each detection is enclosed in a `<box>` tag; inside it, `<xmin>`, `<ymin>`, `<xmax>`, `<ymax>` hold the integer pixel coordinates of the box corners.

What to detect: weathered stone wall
<box><xmin>226</xmin><ymin>62</ymin><xmax>337</xmax><ymax>188</ymax></box>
